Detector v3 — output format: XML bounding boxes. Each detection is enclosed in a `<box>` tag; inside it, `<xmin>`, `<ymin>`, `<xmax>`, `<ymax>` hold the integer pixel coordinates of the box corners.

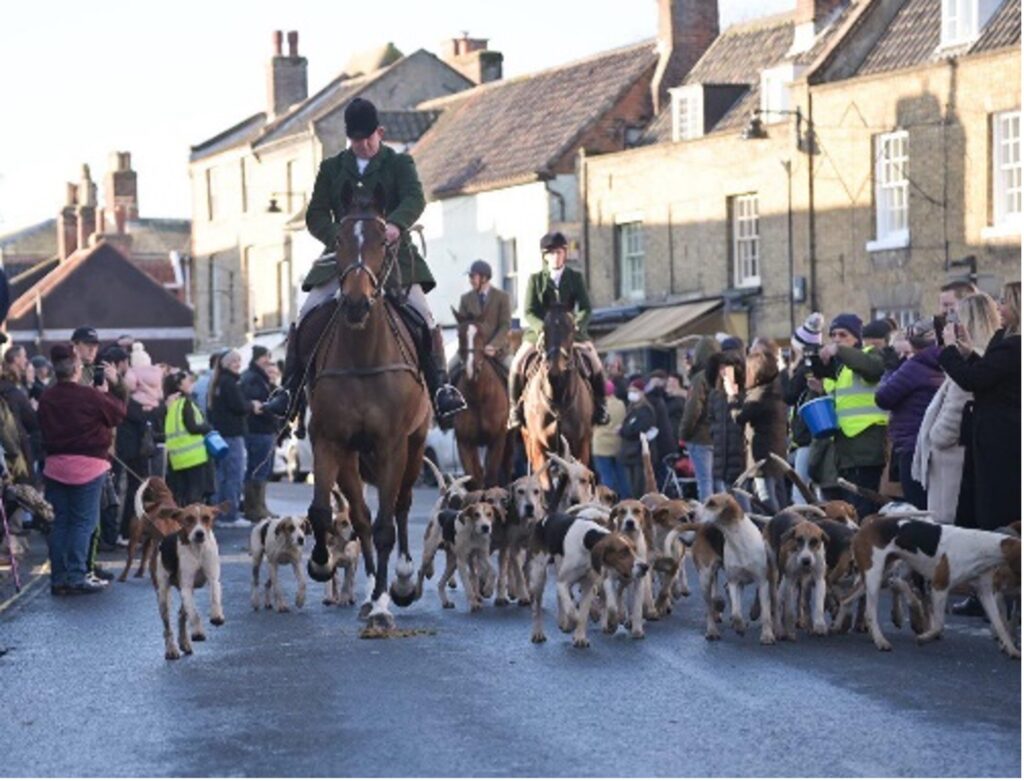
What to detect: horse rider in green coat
<box><xmin>264</xmin><ymin>98</ymin><xmax>466</xmax><ymax>421</ymax></box>
<box><xmin>506</xmin><ymin>231</ymin><xmax>609</xmax><ymax>430</ymax></box>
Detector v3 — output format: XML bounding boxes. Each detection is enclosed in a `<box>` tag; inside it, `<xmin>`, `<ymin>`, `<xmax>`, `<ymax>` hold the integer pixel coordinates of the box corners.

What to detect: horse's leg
<box><xmin>307</xmin><ymin>437</ymin><xmax>339</xmax><ymax>583</ymax></box>
<box><xmin>366</xmin><ymin>442</ymin><xmax>406</xmax><ymax>628</ymax></box>
<box><xmin>483</xmin><ymin>425</ymin><xmax>506</xmax><ymax>489</ymax></box>
<box><xmin>335</xmin><ymin>453</ymin><xmax>374</xmax><ymax>618</ymax></box>
<box><xmin>457</xmin><ymin>435</ymin><xmax>484</xmax><ymax>490</ymax></box>
<box><xmin>389</xmin><ymin>429</ymin><xmax>425</xmax><ymax>608</ymax></box>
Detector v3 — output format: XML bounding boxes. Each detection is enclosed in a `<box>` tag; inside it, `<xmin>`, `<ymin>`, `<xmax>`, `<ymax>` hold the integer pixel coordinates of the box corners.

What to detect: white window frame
<box><xmin>759</xmin><ymin>63</ymin><xmax>804</xmax><ymax>122</ymax></box>
<box><xmin>992</xmin><ymin>110</ymin><xmax>1022</xmax><ymax>229</ymax></box>
<box><xmin>205</xmin><ymin>167</ymin><xmax>218</xmax><ymax>222</ymax></box>
<box><xmin>671</xmin><ymin>86</ymin><xmax>703</xmax><ymax>142</ymax></box>
<box><xmin>240</xmin><ymin>158</ymin><xmax>248</xmax><ymax>214</ymax></box>
<box><xmin>498</xmin><ymin>237</ymin><xmax>518</xmax><ymax>311</ymax></box>
<box><xmin>868</xmin><ymin>130</ymin><xmax>910</xmax><ymax>251</ymax></box>
<box><xmin>872</xmin><ymin>307</ymin><xmax>919</xmax><ymax>330</ymax></box>
<box><xmin>732</xmin><ymin>193</ymin><xmax>760</xmax><ymax>288</ymax></box>
<box><xmin>940</xmin><ymin>0</ymin><xmax>1000</xmax><ymax>49</ymax></box>
<box><xmin>617</xmin><ymin>221</ymin><xmax>645</xmax><ymax>301</ymax></box>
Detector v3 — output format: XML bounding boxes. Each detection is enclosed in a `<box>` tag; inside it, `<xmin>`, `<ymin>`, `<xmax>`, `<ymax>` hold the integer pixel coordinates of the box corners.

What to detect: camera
<box><xmin>802</xmin><ymin>343</ymin><xmax>820</xmax><ymax>372</ymax></box>
<box><xmin>93</xmin><ymin>366</ymin><xmax>105</xmax><ymax>386</ymax></box>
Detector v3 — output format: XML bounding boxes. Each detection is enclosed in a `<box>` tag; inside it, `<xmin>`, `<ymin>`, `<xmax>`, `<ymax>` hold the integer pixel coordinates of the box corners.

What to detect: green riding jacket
<box><xmin>522</xmin><ymin>265</ymin><xmax>592</xmax><ymax>345</ymax></box>
<box><xmin>302</xmin><ymin>145</ymin><xmax>434</xmax><ymax>293</ymax></box>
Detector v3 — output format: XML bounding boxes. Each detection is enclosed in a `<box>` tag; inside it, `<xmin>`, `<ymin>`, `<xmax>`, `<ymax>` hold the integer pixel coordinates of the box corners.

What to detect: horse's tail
<box><xmin>640</xmin><ymin>435</ymin><xmax>657</xmax><ymax>495</ymax></box>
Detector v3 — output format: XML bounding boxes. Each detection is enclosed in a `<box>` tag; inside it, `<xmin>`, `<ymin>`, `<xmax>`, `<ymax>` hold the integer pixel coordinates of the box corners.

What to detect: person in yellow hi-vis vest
<box><xmin>811</xmin><ymin>313</ymin><xmax>888</xmax><ymax>518</ymax></box>
<box><xmin>163</xmin><ymin>371</ymin><xmax>215</xmax><ymax>507</ymax></box>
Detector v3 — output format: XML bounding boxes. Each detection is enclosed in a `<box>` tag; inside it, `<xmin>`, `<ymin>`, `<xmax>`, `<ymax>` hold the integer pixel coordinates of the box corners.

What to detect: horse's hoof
<box><xmin>389</xmin><ymin>581</ymin><xmax>417</xmax><ymax>608</ymax></box>
<box><xmin>307</xmin><ymin>558</ymin><xmax>334</xmax><ymax>583</ymax></box>
<box><xmin>367</xmin><ymin>612</ymin><xmax>396</xmax><ymax>631</ymax></box>
<box><xmin>358</xmin><ymin>603</ymin><xmax>372</xmax><ymax>620</ymax></box>
<box><xmin>210</xmin><ymin>616</ymin><xmax>225</xmax><ymax>627</ymax></box>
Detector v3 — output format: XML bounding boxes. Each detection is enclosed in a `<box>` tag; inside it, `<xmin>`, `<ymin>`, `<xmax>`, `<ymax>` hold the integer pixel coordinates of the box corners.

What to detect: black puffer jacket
<box><xmin>619</xmin><ymin>398</ymin><xmax>657</xmax><ymax>466</ymax></box>
<box><xmin>706</xmin><ymin>351</ymin><xmax>746</xmax><ymax>483</ymax></box>
<box><xmin>239</xmin><ymin>362</ymin><xmax>280</xmax><ymax>436</ymax></box>
<box><xmin>209</xmin><ymin>370</ymin><xmax>251</xmax><ymax>438</ymax></box>
<box><xmin>732</xmin><ymin>353</ymin><xmax>788</xmax><ymax>477</ymax></box>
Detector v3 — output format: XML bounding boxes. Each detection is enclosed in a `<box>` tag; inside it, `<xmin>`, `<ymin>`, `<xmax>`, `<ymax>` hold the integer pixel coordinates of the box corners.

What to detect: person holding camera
<box><xmin>38</xmin><ymin>344</ymin><xmax>126</xmax><ymax>595</ymax></box>
<box><xmin>810</xmin><ymin>314</ymin><xmax>888</xmax><ymax>518</ymax></box>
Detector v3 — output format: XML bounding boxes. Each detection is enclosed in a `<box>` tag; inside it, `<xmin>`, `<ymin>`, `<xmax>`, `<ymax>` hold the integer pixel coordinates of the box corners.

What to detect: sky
<box><xmin>0</xmin><ymin>0</ymin><xmax>793</xmax><ymax>233</ymax></box>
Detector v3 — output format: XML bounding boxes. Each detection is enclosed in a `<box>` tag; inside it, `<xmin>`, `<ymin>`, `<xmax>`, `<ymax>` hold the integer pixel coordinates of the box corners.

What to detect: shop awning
<box><xmin>595</xmin><ymin>299</ymin><xmax>723</xmax><ymax>353</ymax></box>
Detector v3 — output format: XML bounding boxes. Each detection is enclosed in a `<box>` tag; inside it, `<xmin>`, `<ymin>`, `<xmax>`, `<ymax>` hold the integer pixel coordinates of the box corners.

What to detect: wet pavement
<box><xmin>0</xmin><ymin>482</ymin><xmax>1019</xmax><ymax>777</ymax></box>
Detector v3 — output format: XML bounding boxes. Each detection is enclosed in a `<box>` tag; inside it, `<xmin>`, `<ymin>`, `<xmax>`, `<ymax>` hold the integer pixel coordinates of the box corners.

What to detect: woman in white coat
<box><xmin>912</xmin><ymin>293</ymin><xmax>1000</xmax><ymax>523</ymax></box>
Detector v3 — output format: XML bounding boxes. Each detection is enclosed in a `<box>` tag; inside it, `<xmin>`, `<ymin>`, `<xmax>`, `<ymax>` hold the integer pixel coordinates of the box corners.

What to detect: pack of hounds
<box><xmin>122</xmin><ymin>442</ymin><xmax>1021</xmax><ymax>662</ymax></box>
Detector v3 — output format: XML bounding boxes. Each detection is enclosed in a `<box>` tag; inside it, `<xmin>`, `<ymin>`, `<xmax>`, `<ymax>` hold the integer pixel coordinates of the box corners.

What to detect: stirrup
<box><xmin>434</xmin><ymin>385</ymin><xmax>467</xmax><ymax>419</ymax></box>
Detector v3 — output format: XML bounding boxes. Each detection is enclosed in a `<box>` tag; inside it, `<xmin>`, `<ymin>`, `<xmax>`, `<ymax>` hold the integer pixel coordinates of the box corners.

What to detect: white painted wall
<box><xmin>420</xmin><ymin>180</ymin><xmax>552</xmax><ymax>328</ymax></box>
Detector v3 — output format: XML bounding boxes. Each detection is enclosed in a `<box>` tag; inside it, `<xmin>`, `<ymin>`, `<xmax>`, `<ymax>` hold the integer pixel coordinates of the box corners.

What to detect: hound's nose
<box><xmin>524</xmin><ymin>503</ymin><xmax>534</xmax><ymax>516</ymax></box>
<box><xmin>636</xmin><ymin>562</ymin><xmax>649</xmax><ymax>576</ymax></box>
<box><xmin>800</xmin><ymin>556</ymin><xmax>813</xmax><ymax>567</ymax></box>
<box><xmin>624</xmin><ymin>520</ymin><xmax>636</xmax><ymax>531</ymax></box>
<box><xmin>194</xmin><ymin>530</ymin><xmax>205</xmax><ymax>543</ymax></box>
<box><xmin>481</xmin><ymin>524</ymin><xmax>491</xmax><ymax>535</ymax></box>
<box><xmin>297</xmin><ymin>536</ymin><xmax>305</xmax><ymax>546</ymax></box>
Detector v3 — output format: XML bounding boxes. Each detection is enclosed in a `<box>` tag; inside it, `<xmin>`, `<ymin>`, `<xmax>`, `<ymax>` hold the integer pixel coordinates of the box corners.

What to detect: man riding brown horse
<box><xmin>264</xmin><ymin>97</ymin><xmax>466</xmax><ymax>422</ymax></box>
<box><xmin>507</xmin><ymin>232</ymin><xmax>609</xmax><ymax>430</ymax></box>
<box><xmin>449</xmin><ymin>260</ymin><xmax>512</xmax><ymax>381</ymax></box>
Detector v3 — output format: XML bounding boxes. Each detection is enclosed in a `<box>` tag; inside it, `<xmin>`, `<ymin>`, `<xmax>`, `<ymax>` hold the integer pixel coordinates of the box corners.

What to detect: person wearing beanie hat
<box><xmin>240</xmin><ymin>345</ymin><xmax>281</xmax><ymax>522</ymax></box>
<box><xmin>125</xmin><ymin>341</ymin><xmax>163</xmax><ymax>412</ymax></box>
<box><xmin>592</xmin><ymin>378</ymin><xmax>630</xmax><ymax>501</ymax></box>
<box><xmin>875</xmin><ymin>318</ymin><xmax>944</xmax><ymax>510</ymax></box>
<box><xmin>812</xmin><ymin>312</ymin><xmax>888</xmax><ymax>517</ymax></box>
<box><xmin>791</xmin><ymin>312</ymin><xmax>824</xmax><ymax>353</ymax></box>
<box><xmin>268</xmin><ymin>97</ymin><xmax>466</xmax><ymax>424</ymax></box>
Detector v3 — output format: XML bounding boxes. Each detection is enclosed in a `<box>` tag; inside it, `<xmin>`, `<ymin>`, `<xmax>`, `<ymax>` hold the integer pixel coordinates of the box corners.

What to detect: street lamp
<box><xmin>740</xmin><ymin>107</ymin><xmax>807</xmax><ymax>150</ymax></box>
<box><xmin>266</xmin><ymin>192</ymin><xmax>304</xmax><ymax>213</ymax></box>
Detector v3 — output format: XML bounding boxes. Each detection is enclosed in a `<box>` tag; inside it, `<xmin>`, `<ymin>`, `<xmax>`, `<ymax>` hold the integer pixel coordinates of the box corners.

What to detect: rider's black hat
<box><xmin>467</xmin><ymin>260</ymin><xmax>492</xmax><ymax>279</ymax></box>
<box><xmin>345</xmin><ymin>98</ymin><xmax>379</xmax><ymax>140</ymax></box>
<box><xmin>539</xmin><ymin>231</ymin><xmax>568</xmax><ymax>252</ymax></box>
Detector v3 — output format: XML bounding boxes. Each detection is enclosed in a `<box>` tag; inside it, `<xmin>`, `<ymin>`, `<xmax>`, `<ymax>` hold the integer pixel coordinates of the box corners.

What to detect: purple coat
<box><xmin>875</xmin><ymin>346</ymin><xmax>944</xmax><ymax>453</ymax></box>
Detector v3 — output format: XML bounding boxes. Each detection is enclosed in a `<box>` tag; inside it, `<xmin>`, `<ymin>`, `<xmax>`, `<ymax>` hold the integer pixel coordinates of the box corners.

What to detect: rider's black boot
<box><xmin>507</xmin><ymin>371</ymin><xmax>525</xmax><ymax>430</ymax></box>
<box><xmin>427</xmin><ymin>328</ymin><xmax>467</xmax><ymax>420</ymax></box>
<box><xmin>590</xmin><ymin>371</ymin><xmax>611</xmax><ymax>426</ymax></box>
<box><xmin>264</xmin><ymin>305</ymin><xmax>333</xmax><ymax>420</ymax></box>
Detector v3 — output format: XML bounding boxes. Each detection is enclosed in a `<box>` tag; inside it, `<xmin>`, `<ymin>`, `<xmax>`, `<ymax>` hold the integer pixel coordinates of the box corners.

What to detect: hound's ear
<box><xmin>608</xmin><ymin>506</ymin><xmax>620</xmax><ymax>528</ymax></box>
<box><xmin>643</xmin><ymin>506</ymin><xmax>652</xmax><ymax>526</ymax></box>
<box><xmin>275</xmin><ymin>521</ymin><xmax>287</xmax><ymax>537</ymax></box>
<box><xmin>448</xmin><ymin>494</ymin><xmax>464</xmax><ymax>511</ymax></box>
<box><xmin>780</xmin><ymin>527</ymin><xmax>796</xmax><ymax>545</ymax></box>
<box><xmin>653</xmin><ymin>506</ymin><xmax>669</xmax><ymax>527</ymax></box>
<box><xmin>302</xmin><ymin>519</ymin><xmax>313</xmax><ymax>535</ymax></box>
<box><xmin>819</xmin><ymin>529</ymin><xmax>831</xmax><ymax>545</ymax></box>
<box><xmin>607</xmin><ymin>489</ymin><xmax>619</xmax><ymax>506</ymax></box>
<box><xmin>214</xmin><ymin>501</ymin><xmax>231</xmax><ymax>517</ymax></box>
<box><xmin>372</xmin><ymin>182</ymin><xmax>387</xmax><ymax>218</ymax></box>
<box><xmin>340</xmin><ymin>180</ymin><xmax>355</xmax><ymax>215</ymax></box>
<box><xmin>157</xmin><ymin>507</ymin><xmax>179</xmax><ymax>520</ymax></box>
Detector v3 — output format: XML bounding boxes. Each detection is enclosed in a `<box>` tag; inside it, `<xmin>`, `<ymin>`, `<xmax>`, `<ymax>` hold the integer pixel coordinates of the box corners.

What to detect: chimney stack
<box><xmin>104</xmin><ymin>150</ymin><xmax>139</xmax><ymax>224</ymax></box>
<box><xmin>441</xmin><ymin>33</ymin><xmax>503</xmax><ymax>84</ymax></box>
<box><xmin>651</xmin><ymin>0</ymin><xmax>719</xmax><ymax>114</ymax></box>
<box><xmin>57</xmin><ymin>182</ymin><xmax>79</xmax><ymax>260</ymax></box>
<box><xmin>76</xmin><ymin>164</ymin><xmax>97</xmax><ymax>249</ymax></box>
<box><xmin>267</xmin><ymin>29</ymin><xmax>308</xmax><ymax>117</ymax></box>
<box><xmin>792</xmin><ymin>0</ymin><xmax>845</xmax><ymax>51</ymax></box>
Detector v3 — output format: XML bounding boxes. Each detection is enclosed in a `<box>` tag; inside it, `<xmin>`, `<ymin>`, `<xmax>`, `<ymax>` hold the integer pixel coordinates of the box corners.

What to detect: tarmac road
<box><xmin>0</xmin><ymin>482</ymin><xmax>1019</xmax><ymax>777</ymax></box>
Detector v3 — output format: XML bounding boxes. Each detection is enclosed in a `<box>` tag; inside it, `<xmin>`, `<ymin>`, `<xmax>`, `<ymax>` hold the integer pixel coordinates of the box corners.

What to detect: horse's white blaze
<box><xmin>354</xmin><ymin>220</ymin><xmax>364</xmax><ymax>268</ymax></box>
<box><xmin>466</xmin><ymin>323</ymin><xmax>478</xmax><ymax>380</ymax></box>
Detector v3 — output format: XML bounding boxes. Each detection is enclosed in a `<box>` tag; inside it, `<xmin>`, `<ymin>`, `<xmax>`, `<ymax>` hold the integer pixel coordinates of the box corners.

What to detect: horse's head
<box><xmin>335</xmin><ymin>181</ymin><xmax>390</xmax><ymax>328</ymax></box>
<box><xmin>542</xmin><ymin>304</ymin><xmax>575</xmax><ymax>377</ymax></box>
<box><xmin>452</xmin><ymin>308</ymin><xmax>485</xmax><ymax>381</ymax></box>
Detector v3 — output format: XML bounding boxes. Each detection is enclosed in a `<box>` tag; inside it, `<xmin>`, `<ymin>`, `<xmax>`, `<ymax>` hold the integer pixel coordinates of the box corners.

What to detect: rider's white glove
<box><xmin>644</xmin><ymin>427</ymin><xmax>659</xmax><ymax>441</ymax></box>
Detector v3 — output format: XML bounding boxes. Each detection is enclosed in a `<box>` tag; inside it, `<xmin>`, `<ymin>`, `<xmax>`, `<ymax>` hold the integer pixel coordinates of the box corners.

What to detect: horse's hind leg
<box><xmin>308</xmin><ymin>438</ymin><xmax>341</xmax><ymax>583</ymax></box>
<box><xmin>483</xmin><ymin>429</ymin><xmax>507</xmax><ymax>489</ymax></box>
<box><xmin>457</xmin><ymin>436</ymin><xmax>484</xmax><ymax>490</ymax></box>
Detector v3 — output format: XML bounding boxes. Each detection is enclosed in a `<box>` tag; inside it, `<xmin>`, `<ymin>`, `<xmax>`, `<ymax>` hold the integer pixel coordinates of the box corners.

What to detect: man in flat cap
<box><xmin>450</xmin><ymin>260</ymin><xmax>512</xmax><ymax>380</ymax></box>
<box><xmin>265</xmin><ymin>97</ymin><xmax>466</xmax><ymax>421</ymax></box>
<box><xmin>506</xmin><ymin>232</ymin><xmax>609</xmax><ymax>429</ymax></box>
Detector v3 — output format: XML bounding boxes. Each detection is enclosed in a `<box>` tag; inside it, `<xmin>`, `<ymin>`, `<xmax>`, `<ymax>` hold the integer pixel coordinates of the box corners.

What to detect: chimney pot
<box><xmin>287</xmin><ymin>30</ymin><xmax>298</xmax><ymax>56</ymax></box>
<box><xmin>652</xmin><ymin>0</ymin><xmax>720</xmax><ymax>114</ymax></box>
<box><xmin>273</xmin><ymin>30</ymin><xmax>283</xmax><ymax>56</ymax></box>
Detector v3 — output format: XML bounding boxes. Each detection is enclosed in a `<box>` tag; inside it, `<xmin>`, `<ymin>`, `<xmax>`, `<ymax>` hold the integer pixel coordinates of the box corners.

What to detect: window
<box><xmin>617</xmin><ymin>222</ymin><xmax>645</xmax><ymax>300</ymax></box>
<box><xmin>240</xmin><ymin>158</ymin><xmax>248</xmax><ymax>213</ymax></box>
<box><xmin>205</xmin><ymin>167</ymin><xmax>218</xmax><ymax>222</ymax></box>
<box><xmin>207</xmin><ymin>259</ymin><xmax>221</xmax><ymax>339</ymax></box>
<box><xmin>759</xmin><ymin>63</ymin><xmax>804</xmax><ymax>121</ymax></box>
<box><xmin>873</xmin><ymin>131</ymin><xmax>909</xmax><ymax>247</ymax></box>
<box><xmin>941</xmin><ymin>0</ymin><xmax>1000</xmax><ymax>48</ymax></box>
<box><xmin>498</xmin><ymin>237</ymin><xmax>518</xmax><ymax>311</ymax></box>
<box><xmin>671</xmin><ymin>87</ymin><xmax>703</xmax><ymax>141</ymax></box>
<box><xmin>872</xmin><ymin>307</ymin><xmax>919</xmax><ymax>330</ymax></box>
<box><xmin>993</xmin><ymin>110</ymin><xmax>1022</xmax><ymax>226</ymax></box>
<box><xmin>731</xmin><ymin>194</ymin><xmax>760</xmax><ymax>287</ymax></box>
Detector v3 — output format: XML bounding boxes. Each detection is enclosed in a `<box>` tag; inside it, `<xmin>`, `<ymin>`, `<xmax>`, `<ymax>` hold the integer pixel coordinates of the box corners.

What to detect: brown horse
<box><xmin>305</xmin><ymin>181</ymin><xmax>430</xmax><ymax>628</ymax></box>
<box><xmin>521</xmin><ymin>304</ymin><xmax>594</xmax><ymax>481</ymax></box>
<box><xmin>452</xmin><ymin>311</ymin><xmax>511</xmax><ymax>488</ymax></box>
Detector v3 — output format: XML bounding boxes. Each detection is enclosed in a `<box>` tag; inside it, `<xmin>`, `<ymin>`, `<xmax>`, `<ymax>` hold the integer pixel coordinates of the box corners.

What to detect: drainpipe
<box><xmin>577</xmin><ymin>149</ymin><xmax>590</xmax><ymax>286</ymax></box>
<box><xmin>806</xmin><ymin>87</ymin><xmax>818</xmax><ymax>312</ymax></box>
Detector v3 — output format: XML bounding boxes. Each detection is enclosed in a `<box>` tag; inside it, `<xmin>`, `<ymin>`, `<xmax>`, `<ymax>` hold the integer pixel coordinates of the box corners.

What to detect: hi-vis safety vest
<box><xmin>823</xmin><ymin>346</ymin><xmax>888</xmax><ymax>438</ymax></box>
<box><xmin>165</xmin><ymin>397</ymin><xmax>208</xmax><ymax>471</ymax></box>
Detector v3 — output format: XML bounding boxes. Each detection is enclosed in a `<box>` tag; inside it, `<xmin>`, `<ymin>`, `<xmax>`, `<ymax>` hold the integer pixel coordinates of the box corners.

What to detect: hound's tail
<box><xmin>134</xmin><ymin>477</ymin><xmax>153</xmax><ymax>521</ymax></box>
<box><xmin>640</xmin><ymin>435</ymin><xmax>658</xmax><ymax>496</ymax></box>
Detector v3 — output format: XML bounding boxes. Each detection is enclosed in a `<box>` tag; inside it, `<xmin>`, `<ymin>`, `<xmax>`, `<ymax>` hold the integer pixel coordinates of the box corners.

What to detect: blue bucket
<box><xmin>799</xmin><ymin>396</ymin><xmax>840</xmax><ymax>440</ymax></box>
<box><xmin>204</xmin><ymin>431</ymin><xmax>230</xmax><ymax>461</ymax></box>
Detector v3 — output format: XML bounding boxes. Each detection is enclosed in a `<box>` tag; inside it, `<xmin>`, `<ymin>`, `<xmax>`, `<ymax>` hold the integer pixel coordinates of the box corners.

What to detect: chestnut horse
<box><xmin>521</xmin><ymin>304</ymin><xmax>594</xmax><ymax>480</ymax></box>
<box><xmin>305</xmin><ymin>182</ymin><xmax>430</xmax><ymax>628</ymax></box>
<box><xmin>452</xmin><ymin>311</ymin><xmax>511</xmax><ymax>488</ymax></box>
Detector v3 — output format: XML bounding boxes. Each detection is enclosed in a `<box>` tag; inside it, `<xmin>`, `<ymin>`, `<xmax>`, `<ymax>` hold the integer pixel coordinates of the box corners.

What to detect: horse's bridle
<box><xmin>334</xmin><ymin>214</ymin><xmax>399</xmax><ymax>306</ymax></box>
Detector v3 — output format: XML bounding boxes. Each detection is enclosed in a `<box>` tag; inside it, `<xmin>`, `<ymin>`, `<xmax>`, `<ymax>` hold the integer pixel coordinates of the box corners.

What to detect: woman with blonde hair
<box><xmin>913</xmin><ymin>293</ymin><xmax>1000</xmax><ymax>525</ymax></box>
<box><xmin>938</xmin><ymin>286</ymin><xmax>1020</xmax><ymax>532</ymax></box>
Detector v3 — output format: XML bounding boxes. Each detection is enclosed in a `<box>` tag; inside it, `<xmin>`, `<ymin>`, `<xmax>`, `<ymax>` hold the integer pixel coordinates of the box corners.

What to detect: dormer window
<box><xmin>671</xmin><ymin>86</ymin><xmax>704</xmax><ymax>142</ymax></box>
<box><xmin>760</xmin><ymin>63</ymin><xmax>805</xmax><ymax>122</ymax></box>
<box><xmin>941</xmin><ymin>0</ymin><xmax>1001</xmax><ymax>48</ymax></box>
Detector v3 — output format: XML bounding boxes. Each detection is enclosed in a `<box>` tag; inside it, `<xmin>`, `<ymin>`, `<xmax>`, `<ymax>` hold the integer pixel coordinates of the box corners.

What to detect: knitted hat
<box><xmin>829</xmin><ymin>313</ymin><xmax>863</xmax><ymax>341</ymax></box>
<box><xmin>130</xmin><ymin>341</ymin><xmax>152</xmax><ymax>368</ymax></box>
<box><xmin>862</xmin><ymin>319</ymin><xmax>894</xmax><ymax>340</ymax></box>
<box><xmin>629</xmin><ymin>378</ymin><xmax>646</xmax><ymax>391</ymax></box>
<box><xmin>720</xmin><ymin>336</ymin><xmax>744</xmax><ymax>352</ymax></box>
<box><xmin>251</xmin><ymin>345</ymin><xmax>271</xmax><ymax>362</ymax></box>
<box><xmin>792</xmin><ymin>312</ymin><xmax>824</xmax><ymax>349</ymax></box>
<box><xmin>907</xmin><ymin>318</ymin><xmax>937</xmax><ymax>349</ymax></box>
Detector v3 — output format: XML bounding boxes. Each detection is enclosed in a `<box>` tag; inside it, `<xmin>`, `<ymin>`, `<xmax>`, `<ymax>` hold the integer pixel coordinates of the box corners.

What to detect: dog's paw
<box><xmin>442</xmin><ymin>600</ymin><xmax>455</xmax><ymax>609</ymax></box>
<box><xmin>180</xmin><ymin>643</ymin><xmax>193</xmax><ymax>655</ymax></box>
<box><xmin>874</xmin><ymin>638</ymin><xmax>893</xmax><ymax>652</ymax></box>
<box><xmin>759</xmin><ymin>631</ymin><xmax>776</xmax><ymax>646</ymax></box>
<box><xmin>276</xmin><ymin>605</ymin><xmax>290</xmax><ymax>613</ymax></box>
<box><xmin>322</xmin><ymin>597</ymin><xmax>336</xmax><ymax>606</ymax></box>
<box><xmin>165</xmin><ymin>648</ymin><xmax>181</xmax><ymax>661</ymax></box>
<box><xmin>603</xmin><ymin>621</ymin><xmax>617</xmax><ymax>635</ymax></box>
<box><xmin>731</xmin><ymin>617</ymin><xmax>747</xmax><ymax>636</ymax></box>
<box><xmin>705</xmin><ymin>628</ymin><xmax>721</xmax><ymax>641</ymax></box>
<box><xmin>1002</xmin><ymin>643</ymin><xmax>1021</xmax><ymax>660</ymax></box>
<box><xmin>494</xmin><ymin>597</ymin><xmax>509</xmax><ymax>607</ymax></box>
<box><xmin>209</xmin><ymin>616</ymin><xmax>225</xmax><ymax>627</ymax></box>
<box><xmin>517</xmin><ymin>598</ymin><xmax>531</xmax><ymax>608</ymax></box>
<box><xmin>631</xmin><ymin>628</ymin><xmax>646</xmax><ymax>641</ymax></box>
<box><xmin>191</xmin><ymin>632</ymin><xmax>206</xmax><ymax>642</ymax></box>
<box><xmin>469</xmin><ymin>601</ymin><xmax>483</xmax><ymax>613</ymax></box>
<box><xmin>296</xmin><ymin>595</ymin><xmax>306</xmax><ymax>609</ymax></box>
<box><xmin>531</xmin><ymin>631</ymin><xmax>547</xmax><ymax>644</ymax></box>
<box><xmin>572</xmin><ymin>636</ymin><xmax>591</xmax><ymax>649</ymax></box>
<box><xmin>811</xmin><ymin>622</ymin><xmax>828</xmax><ymax>637</ymax></box>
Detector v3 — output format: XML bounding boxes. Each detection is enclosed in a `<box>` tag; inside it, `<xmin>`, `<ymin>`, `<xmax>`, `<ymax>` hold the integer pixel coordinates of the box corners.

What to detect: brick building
<box><xmin>0</xmin><ymin>153</ymin><xmax>191</xmax><ymax>302</ymax></box>
<box><xmin>187</xmin><ymin>31</ymin><xmax>485</xmax><ymax>363</ymax></box>
<box><xmin>583</xmin><ymin>0</ymin><xmax>1020</xmax><ymax>370</ymax></box>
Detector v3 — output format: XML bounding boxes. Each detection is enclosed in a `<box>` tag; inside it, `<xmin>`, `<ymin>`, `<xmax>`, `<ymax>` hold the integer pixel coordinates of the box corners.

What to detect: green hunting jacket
<box><xmin>523</xmin><ymin>265</ymin><xmax>592</xmax><ymax>344</ymax></box>
<box><xmin>302</xmin><ymin>146</ymin><xmax>434</xmax><ymax>293</ymax></box>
